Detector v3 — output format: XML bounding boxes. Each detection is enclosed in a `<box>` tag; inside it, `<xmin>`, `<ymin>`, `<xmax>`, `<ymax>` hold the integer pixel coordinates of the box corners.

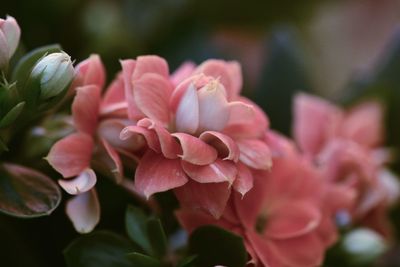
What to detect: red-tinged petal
<box><xmin>246</xmin><ymin>231</ymin><xmax>283</xmax><ymax>267</ymax></box>
<box><xmin>101</xmin><ymin>138</ymin><xmax>124</xmax><ymax>183</ymax></box>
<box><xmin>227</xmin><ymin>101</ymin><xmax>254</xmax><ymax>125</ymax></box>
<box><xmin>316</xmin><ymin>215</ymin><xmax>339</xmax><ymax>247</ymax></box>
<box><xmin>66</xmin><ymin>189</ymin><xmax>100</xmax><ymax>233</ymax></box>
<box><xmin>47</xmin><ymin>133</ymin><xmax>93</xmax><ymax>178</ymax></box>
<box><xmin>293</xmin><ymin>93</ymin><xmax>343</xmax><ymax>156</ymax></box>
<box><xmin>264</xmin><ymin>201</ymin><xmax>321</xmax><ymax>239</ymax></box>
<box><xmin>132</xmin><ymin>55</ymin><xmax>169</xmax><ymax>79</ymax></box>
<box><xmin>133</xmin><ymin>73</ymin><xmax>173</xmax><ymax>126</ymax></box>
<box><xmin>341</xmin><ymin>101</ymin><xmax>384</xmax><ymax>148</ymax></box>
<box><xmin>172</xmin><ymin>133</ymin><xmax>218</xmax><ymax>165</ymax></box>
<box><xmin>138</xmin><ymin>118</ymin><xmax>181</xmax><ymax>159</ymax></box>
<box><xmin>58</xmin><ymin>169</ymin><xmax>97</xmax><ymax>195</ymax></box>
<box><xmin>200</xmin><ymin>131</ymin><xmax>239</xmax><ymax>162</ymax></box>
<box><xmin>74</xmin><ymin>54</ymin><xmax>106</xmax><ymax>88</ymax></box>
<box><xmin>120</xmin><ymin>125</ymin><xmax>160</xmax><ymax>153</ymax></box>
<box><xmin>175</xmin><ymin>83</ymin><xmax>199</xmax><ymax>134</ymax></box>
<box><xmin>233</xmin><ymin>162</ymin><xmax>253</xmax><ymax>196</ymax></box>
<box><xmin>237</xmin><ymin>139</ymin><xmax>272</xmax><ymax>170</ymax></box>
<box><xmin>171</xmin><ymin>61</ymin><xmax>196</xmax><ymax>87</ymax></box>
<box><xmin>174</xmin><ymin>180</ymin><xmax>231</xmax><ymax>219</ymax></box>
<box><xmin>134</xmin><ymin>150</ymin><xmax>189</xmax><ymax>198</ymax></box>
<box><xmin>181</xmin><ymin>159</ymin><xmax>237</xmax><ymax>184</ymax></box>
<box><xmin>72</xmin><ymin>85</ymin><xmax>101</xmax><ymax>135</ymax></box>
<box><xmin>121</xmin><ymin>59</ymin><xmax>144</xmax><ymax>120</ymax></box>
<box><xmin>101</xmin><ymin>72</ymin><xmax>126</xmax><ymax>116</ymax></box>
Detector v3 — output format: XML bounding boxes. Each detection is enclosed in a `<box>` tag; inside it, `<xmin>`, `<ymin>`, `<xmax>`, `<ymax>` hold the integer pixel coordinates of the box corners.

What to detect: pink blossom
<box><xmin>176</xmin><ymin>132</ymin><xmax>343</xmax><ymax>267</ymax></box>
<box><xmin>120</xmin><ymin>56</ymin><xmax>271</xmax><ymax>218</ymax></box>
<box><xmin>293</xmin><ymin>93</ymin><xmax>399</xmax><ymax>237</ymax></box>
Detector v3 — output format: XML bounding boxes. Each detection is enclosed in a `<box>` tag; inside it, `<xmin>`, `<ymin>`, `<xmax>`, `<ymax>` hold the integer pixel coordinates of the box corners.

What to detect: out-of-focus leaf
<box><xmin>125</xmin><ymin>205</ymin><xmax>153</xmax><ymax>254</ymax></box>
<box><xmin>0</xmin><ymin>163</ymin><xmax>61</xmax><ymax>218</ymax></box>
<box><xmin>0</xmin><ymin>101</ymin><xmax>25</xmax><ymax>128</ymax></box>
<box><xmin>189</xmin><ymin>225</ymin><xmax>247</xmax><ymax>267</ymax></box>
<box><xmin>0</xmin><ymin>137</ymin><xmax>8</xmax><ymax>152</ymax></box>
<box><xmin>64</xmin><ymin>231</ymin><xmax>133</xmax><ymax>267</ymax></box>
<box><xmin>146</xmin><ymin>218</ymin><xmax>168</xmax><ymax>259</ymax></box>
<box><xmin>176</xmin><ymin>255</ymin><xmax>197</xmax><ymax>267</ymax></box>
<box><xmin>253</xmin><ymin>28</ymin><xmax>311</xmax><ymax>135</ymax></box>
<box><xmin>127</xmin><ymin>252</ymin><xmax>161</xmax><ymax>267</ymax></box>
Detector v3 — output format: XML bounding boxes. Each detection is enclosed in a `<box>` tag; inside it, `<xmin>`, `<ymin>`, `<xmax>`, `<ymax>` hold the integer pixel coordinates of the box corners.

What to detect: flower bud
<box><xmin>0</xmin><ymin>15</ymin><xmax>21</xmax><ymax>68</ymax></box>
<box><xmin>31</xmin><ymin>52</ymin><xmax>74</xmax><ymax>100</ymax></box>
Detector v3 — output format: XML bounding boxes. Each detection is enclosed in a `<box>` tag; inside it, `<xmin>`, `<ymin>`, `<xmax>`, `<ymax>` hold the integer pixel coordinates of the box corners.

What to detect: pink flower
<box><xmin>293</xmin><ymin>93</ymin><xmax>399</xmax><ymax>237</ymax></box>
<box><xmin>120</xmin><ymin>56</ymin><xmax>271</xmax><ymax>218</ymax></box>
<box><xmin>176</xmin><ymin>132</ymin><xmax>341</xmax><ymax>267</ymax></box>
<box><xmin>47</xmin><ymin>55</ymin><xmax>128</xmax><ymax>233</ymax></box>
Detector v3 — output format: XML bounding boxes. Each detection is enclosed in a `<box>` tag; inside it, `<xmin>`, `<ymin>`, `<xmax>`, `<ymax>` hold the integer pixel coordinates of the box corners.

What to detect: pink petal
<box><xmin>134</xmin><ymin>150</ymin><xmax>189</xmax><ymax>198</ymax></box>
<box><xmin>232</xmin><ymin>162</ymin><xmax>253</xmax><ymax>196</ymax></box>
<box><xmin>170</xmin><ymin>61</ymin><xmax>196</xmax><ymax>87</ymax></box>
<box><xmin>58</xmin><ymin>169</ymin><xmax>97</xmax><ymax>195</ymax></box>
<box><xmin>200</xmin><ymin>131</ymin><xmax>239</xmax><ymax>162</ymax></box>
<box><xmin>121</xmin><ymin>59</ymin><xmax>144</xmax><ymax>120</ymax></box>
<box><xmin>181</xmin><ymin>159</ymin><xmax>237</xmax><ymax>184</ymax></box>
<box><xmin>132</xmin><ymin>55</ymin><xmax>169</xmax><ymax>79</ymax></box>
<box><xmin>74</xmin><ymin>54</ymin><xmax>106</xmax><ymax>88</ymax></box>
<box><xmin>101</xmin><ymin>72</ymin><xmax>127</xmax><ymax>116</ymax></box>
<box><xmin>293</xmin><ymin>93</ymin><xmax>343</xmax><ymax>156</ymax></box>
<box><xmin>197</xmin><ymin>81</ymin><xmax>231</xmax><ymax>132</ymax></box>
<box><xmin>66</xmin><ymin>189</ymin><xmax>100</xmax><ymax>233</ymax></box>
<box><xmin>175</xmin><ymin>83</ymin><xmax>199</xmax><ymax>134</ymax></box>
<box><xmin>226</xmin><ymin>61</ymin><xmax>242</xmax><ymax>98</ymax></box>
<box><xmin>264</xmin><ymin>201</ymin><xmax>321</xmax><ymax>239</ymax></box>
<box><xmin>47</xmin><ymin>133</ymin><xmax>93</xmax><ymax>178</ymax></box>
<box><xmin>138</xmin><ymin>118</ymin><xmax>181</xmax><ymax>159</ymax></box>
<box><xmin>171</xmin><ymin>133</ymin><xmax>218</xmax><ymax>165</ymax></box>
<box><xmin>133</xmin><ymin>73</ymin><xmax>173</xmax><ymax>126</ymax></box>
<box><xmin>237</xmin><ymin>139</ymin><xmax>272</xmax><ymax>170</ymax></box>
<box><xmin>72</xmin><ymin>85</ymin><xmax>101</xmax><ymax>135</ymax></box>
<box><xmin>100</xmin><ymin>138</ymin><xmax>124</xmax><ymax>183</ymax></box>
<box><xmin>246</xmin><ymin>231</ymin><xmax>284</xmax><ymax>267</ymax></box>
<box><xmin>174</xmin><ymin>180</ymin><xmax>231</xmax><ymax>219</ymax></box>
<box><xmin>120</xmin><ymin>125</ymin><xmax>160</xmax><ymax>153</ymax></box>
<box><xmin>2</xmin><ymin>16</ymin><xmax>20</xmax><ymax>57</ymax></box>
<box><xmin>227</xmin><ymin>101</ymin><xmax>255</xmax><ymax>125</ymax></box>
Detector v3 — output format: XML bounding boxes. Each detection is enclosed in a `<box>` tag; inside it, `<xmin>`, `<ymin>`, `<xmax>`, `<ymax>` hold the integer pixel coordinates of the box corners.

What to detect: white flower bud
<box><xmin>0</xmin><ymin>15</ymin><xmax>21</xmax><ymax>68</ymax></box>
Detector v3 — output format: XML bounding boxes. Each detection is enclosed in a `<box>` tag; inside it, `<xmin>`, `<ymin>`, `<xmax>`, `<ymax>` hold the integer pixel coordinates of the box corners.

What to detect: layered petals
<box><xmin>236</xmin><ymin>139</ymin><xmax>272</xmax><ymax>170</ymax></box>
<box><xmin>181</xmin><ymin>159</ymin><xmax>237</xmax><ymax>184</ymax></box>
<box><xmin>172</xmin><ymin>133</ymin><xmax>217</xmax><ymax>165</ymax></box>
<box><xmin>58</xmin><ymin>169</ymin><xmax>97</xmax><ymax>195</ymax></box>
<box><xmin>72</xmin><ymin>85</ymin><xmax>101</xmax><ymax>135</ymax></box>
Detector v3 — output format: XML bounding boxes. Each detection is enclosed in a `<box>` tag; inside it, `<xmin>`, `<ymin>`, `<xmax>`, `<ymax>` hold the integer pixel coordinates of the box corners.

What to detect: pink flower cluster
<box><xmin>47</xmin><ymin>55</ymin><xmax>398</xmax><ymax>266</ymax></box>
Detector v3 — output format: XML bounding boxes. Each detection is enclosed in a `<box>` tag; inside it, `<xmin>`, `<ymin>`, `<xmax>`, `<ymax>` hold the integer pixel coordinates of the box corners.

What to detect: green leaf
<box><xmin>146</xmin><ymin>218</ymin><xmax>168</xmax><ymax>258</ymax></box>
<box><xmin>0</xmin><ymin>101</ymin><xmax>25</xmax><ymax>128</ymax></box>
<box><xmin>176</xmin><ymin>255</ymin><xmax>197</xmax><ymax>267</ymax></box>
<box><xmin>125</xmin><ymin>205</ymin><xmax>153</xmax><ymax>254</ymax></box>
<box><xmin>64</xmin><ymin>231</ymin><xmax>134</xmax><ymax>267</ymax></box>
<box><xmin>127</xmin><ymin>252</ymin><xmax>162</xmax><ymax>267</ymax></box>
<box><xmin>0</xmin><ymin>163</ymin><xmax>61</xmax><ymax>218</ymax></box>
<box><xmin>189</xmin><ymin>225</ymin><xmax>247</xmax><ymax>267</ymax></box>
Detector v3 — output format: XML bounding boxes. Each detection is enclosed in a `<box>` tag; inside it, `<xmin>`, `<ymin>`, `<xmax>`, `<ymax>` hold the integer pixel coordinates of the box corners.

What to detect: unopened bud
<box><xmin>31</xmin><ymin>52</ymin><xmax>74</xmax><ymax>100</ymax></box>
<box><xmin>0</xmin><ymin>15</ymin><xmax>21</xmax><ymax>69</ymax></box>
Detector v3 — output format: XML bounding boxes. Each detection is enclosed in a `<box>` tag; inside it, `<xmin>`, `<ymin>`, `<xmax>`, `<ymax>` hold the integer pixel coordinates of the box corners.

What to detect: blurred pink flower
<box><xmin>120</xmin><ymin>56</ymin><xmax>272</xmax><ymax>218</ymax></box>
<box><xmin>293</xmin><ymin>93</ymin><xmax>399</xmax><ymax>238</ymax></box>
<box><xmin>177</xmin><ymin>132</ymin><xmax>344</xmax><ymax>267</ymax></box>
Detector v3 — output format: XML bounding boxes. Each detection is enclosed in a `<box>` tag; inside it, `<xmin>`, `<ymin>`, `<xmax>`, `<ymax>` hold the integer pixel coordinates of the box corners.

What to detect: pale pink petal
<box><xmin>264</xmin><ymin>202</ymin><xmax>321</xmax><ymax>239</ymax></box>
<box><xmin>232</xmin><ymin>162</ymin><xmax>253</xmax><ymax>196</ymax></box>
<box><xmin>100</xmin><ymin>72</ymin><xmax>127</xmax><ymax>116</ymax></box>
<box><xmin>170</xmin><ymin>61</ymin><xmax>196</xmax><ymax>87</ymax></box>
<box><xmin>341</xmin><ymin>101</ymin><xmax>384</xmax><ymax>148</ymax></box>
<box><xmin>120</xmin><ymin>125</ymin><xmax>160</xmax><ymax>153</ymax></box>
<box><xmin>134</xmin><ymin>150</ymin><xmax>189</xmax><ymax>198</ymax></box>
<box><xmin>121</xmin><ymin>59</ymin><xmax>144</xmax><ymax>120</ymax></box>
<box><xmin>58</xmin><ymin>169</ymin><xmax>97</xmax><ymax>195</ymax></box>
<box><xmin>181</xmin><ymin>159</ymin><xmax>237</xmax><ymax>184</ymax></box>
<box><xmin>171</xmin><ymin>133</ymin><xmax>218</xmax><ymax>165</ymax></box>
<box><xmin>101</xmin><ymin>138</ymin><xmax>124</xmax><ymax>183</ymax></box>
<box><xmin>197</xmin><ymin>81</ymin><xmax>231</xmax><ymax>132</ymax></box>
<box><xmin>133</xmin><ymin>73</ymin><xmax>173</xmax><ymax>126</ymax></box>
<box><xmin>72</xmin><ymin>85</ymin><xmax>101</xmax><ymax>135</ymax></box>
<box><xmin>74</xmin><ymin>54</ymin><xmax>106</xmax><ymax>88</ymax></box>
<box><xmin>227</xmin><ymin>101</ymin><xmax>255</xmax><ymax>125</ymax></box>
<box><xmin>66</xmin><ymin>189</ymin><xmax>100</xmax><ymax>233</ymax></box>
<box><xmin>2</xmin><ymin>16</ymin><xmax>20</xmax><ymax>57</ymax></box>
<box><xmin>237</xmin><ymin>139</ymin><xmax>272</xmax><ymax>170</ymax></box>
<box><xmin>200</xmin><ymin>131</ymin><xmax>240</xmax><ymax>162</ymax></box>
<box><xmin>138</xmin><ymin>118</ymin><xmax>181</xmax><ymax>159</ymax></box>
<box><xmin>174</xmin><ymin>180</ymin><xmax>231</xmax><ymax>219</ymax></box>
<box><xmin>175</xmin><ymin>83</ymin><xmax>199</xmax><ymax>134</ymax></box>
<box><xmin>47</xmin><ymin>133</ymin><xmax>93</xmax><ymax>178</ymax></box>
<box><xmin>132</xmin><ymin>55</ymin><xmax>169</xmax><ymax>79</ymax></box>
<box><xmin>293</xmin><ymin>93</ymin><xmax>343</xmax><ymax>156</ymax></box>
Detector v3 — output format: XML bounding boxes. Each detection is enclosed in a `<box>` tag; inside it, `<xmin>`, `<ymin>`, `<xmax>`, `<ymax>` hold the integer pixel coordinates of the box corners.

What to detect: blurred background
<box><xmin>1</xmin><ymin>0</ymin><xmax>400</xmax><ymax>266</ymax></box>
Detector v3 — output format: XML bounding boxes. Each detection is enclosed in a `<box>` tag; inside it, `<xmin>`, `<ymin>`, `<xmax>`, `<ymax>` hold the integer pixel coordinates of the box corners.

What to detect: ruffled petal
<box><xmin>134</xmin><ymin>150</ymin><xmax>189</xmax><ymax>198</ymax></box>
<box><xmin>233</xmin><ymin>162</ymin><xmax>253</xmax><ymax>197</ymax></box>
<box><xmin>100</xmin><ymin>72</ymin><xmax>127</xmax><ymax>117</ymax></box>
<box><xmin>121</xmin><ymin>59</ymin><xmax>144</xmax><ymax>120</ymax></box>
<box><xmin>200</xmin><ymin>131</ymin><xmax>239</xmax><ymax>162</ymax></box>
<box><xmin>175</xmin><ymin>83</ymin><xmax>199</xmax><ymax>134</ymax></box>
<box><xmin>72</xmin><ymin>85</ymin><xmax>101</xmax><ymax>135</ymax></box>
<box><xmin>132</xmin><ymin>55</ymin><xmax>169</xmax><ymax>80</ymax></box>
<box><xmin>120</xmin><ymin>125</ymin><xmax>160</xmax><ymax>153</ymax></box>
<box><xmin>181</xmin><ymin>159</ymin><xmax>237</xmax><ymax>184</ymax></box>
<box><xmin>46</xmin><ymin>133</ymin><xmax>93</xmax><ymax>178</ymax></box>
<box><xmin>237</xmin><ymin>139</ymin><xmax>272</xmax><ymax>170</ymax></box>
<box><xmin>66</xmin><ymin>189</ymin><xmax>100</xmax><ymax>234</ymax></box>
<box><xmin>58</xmin><ymin>169</ymin><xmax>97</xmax><ymax>195</ymax></box>
<box><xmin>170</xmin><ymin>61</ymin><xmax>196</xmax><ymax>87</ymax></box>
<box><xmin>172</xmin><ymin>133</ymin><xmax>218</xmax><ymax>165</ymax></box>
<box><xmin>74</xmin><ymin>54</ymin><xmax>106</xmax><ymax>88</ymax></box>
